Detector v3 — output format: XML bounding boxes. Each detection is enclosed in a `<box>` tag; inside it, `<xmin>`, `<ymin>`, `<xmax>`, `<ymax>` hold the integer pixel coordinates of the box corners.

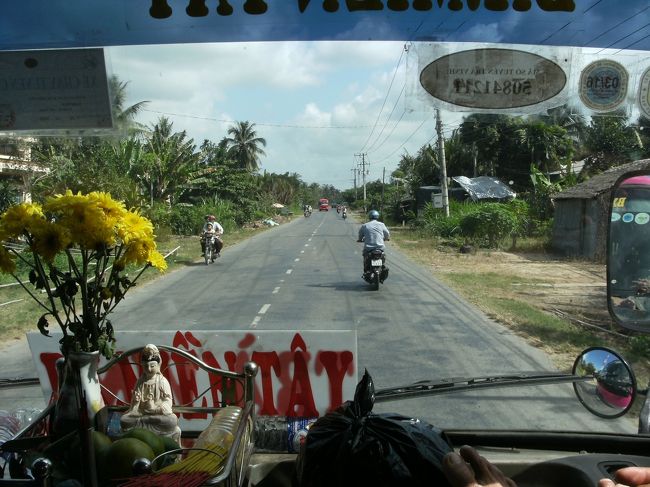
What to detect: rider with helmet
<box><xmin>357</xmin><ymin>210</ymin><xmax>390</xmax><ymax>272</ymax></box>
<box><xmin>201</xmin><ymin>215</ymin><xmax>224</xmax><ymax>257</ymax></box>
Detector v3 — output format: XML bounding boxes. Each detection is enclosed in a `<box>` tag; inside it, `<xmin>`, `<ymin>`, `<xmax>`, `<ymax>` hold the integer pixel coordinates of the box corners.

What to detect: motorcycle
<box><xmin>304</xmin><ymin>209</ymin><xmax>311</xmax><ymax>217</ymax></box>
<box><xmin>342</xmin><ymin>210</ymin><xmax>347</xmax><ymax>220</ymax></box>
<box><xmin>202</xmin><ymin>233</ymin><xmax>220</xmax><ymax>265</ymax></box>
<box><xmin>362</xmin><ymin>248</ymin><xmax>388</xmax><ymax>290</ymax></box>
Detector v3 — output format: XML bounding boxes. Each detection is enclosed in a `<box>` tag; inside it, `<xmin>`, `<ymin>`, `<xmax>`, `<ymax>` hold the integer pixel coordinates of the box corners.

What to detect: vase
<box><xmin>52</xmin><ymin>350</ymin><xmax>105</xmax><ymax>437</ymax></box>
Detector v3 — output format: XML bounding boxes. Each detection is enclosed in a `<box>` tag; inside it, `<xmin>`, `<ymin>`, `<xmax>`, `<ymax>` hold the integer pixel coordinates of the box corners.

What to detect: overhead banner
<box><xmin>28</xmin><ymin>330</ymin><xmax>358</xmax><ymax>425</ymax></box>
<box><xmin>2</xmin><ymin>1</ymin><xmax>649</xmax><ymax>52</ymax></box>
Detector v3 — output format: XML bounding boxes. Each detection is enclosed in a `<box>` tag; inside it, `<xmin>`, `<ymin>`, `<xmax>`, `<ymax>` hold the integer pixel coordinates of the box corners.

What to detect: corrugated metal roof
<box><xmin>552</xmin><ymin>159</ymin><xmax>650</xmax><ymax>200</ymax></box>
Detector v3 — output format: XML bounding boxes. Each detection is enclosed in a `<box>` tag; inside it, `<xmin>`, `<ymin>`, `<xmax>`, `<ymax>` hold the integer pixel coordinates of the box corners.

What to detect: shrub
<box><xmin>459</xmin><ymin>203</ymin><xmax>518</xmax><ymax>248</ymax></box>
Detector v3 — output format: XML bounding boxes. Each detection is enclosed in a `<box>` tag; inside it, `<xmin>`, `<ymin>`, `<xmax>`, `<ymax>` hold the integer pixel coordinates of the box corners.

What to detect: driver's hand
<box><xmin>442</xmin><ymin>446</ymin><xmax>517</xmax><ymax>487</ymax></box>
<box><xmin>599</xmin><ymin>466</ymin><xmax>650</xmax><ymax>487</ymax></box>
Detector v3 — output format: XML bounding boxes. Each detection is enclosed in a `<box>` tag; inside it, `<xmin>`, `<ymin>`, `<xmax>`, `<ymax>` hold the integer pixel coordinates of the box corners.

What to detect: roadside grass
<box><xmin>0</xmin><ymin>223</ymin><xmax>279</xmax><ymax>345</ymax></box>
<box><xmin>389</xmin><ymin>228</ymin><xmax>650</xmax><ymax>387</ymax></box>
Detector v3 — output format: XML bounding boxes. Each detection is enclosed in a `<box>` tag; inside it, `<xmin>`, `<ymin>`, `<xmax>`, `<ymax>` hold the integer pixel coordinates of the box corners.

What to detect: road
<box><xmin>0</xmin><ymin>210</ymin><xmax>637</xmax><ymax>433</ymax></box>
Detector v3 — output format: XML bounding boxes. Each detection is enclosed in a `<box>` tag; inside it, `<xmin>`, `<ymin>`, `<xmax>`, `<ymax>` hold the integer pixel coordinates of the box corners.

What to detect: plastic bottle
<box><xmin>254</xmin><ymin>416</ymin><xmax>318</xmax><ymax>453</ymax></box>
<box><xmin>193</xmin><ymin>405</ymin><xmax>242</xmax><ymax>451</ymax></box>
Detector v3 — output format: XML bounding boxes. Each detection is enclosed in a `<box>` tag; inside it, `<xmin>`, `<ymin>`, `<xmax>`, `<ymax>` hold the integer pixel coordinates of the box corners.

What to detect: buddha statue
<box><xmin>120</xmin><ymin>344</ymin><xmax>181</xmax><ymax>443</ymax></box>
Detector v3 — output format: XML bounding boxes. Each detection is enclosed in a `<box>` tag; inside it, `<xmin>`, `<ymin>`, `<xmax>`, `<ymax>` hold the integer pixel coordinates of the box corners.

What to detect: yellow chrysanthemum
<box><xmin>147</xmin><ymin>250</ymin><xmax>167</xmax><ymax>271</ymax></box>
<box><xmin>121</xmin><ymin>238</ymin><xmax>155</xmax><ymax>266</ymax></box>
<box><xmin>117</xmin><ymin>210</ymin><xmax>154</xmax><ymax>245</ymax></box>
<box><xmin>29</xmin><ymin>221</ymin><xmax>71</xmax><ymax>262</ymax></box>
<box><xmin>0</xmin><ymin>245</ymin><xmax>16</xmax><ymax>274</ymax></box>
<box><xmin>87</xmin><ymin>191</ymin><xmax>127</xmax><ymax>221</ymax></box>
<box><xmin>0</xmin><ymin>203</ymin><xmax>44</xmax><ymax>237</ymax></box>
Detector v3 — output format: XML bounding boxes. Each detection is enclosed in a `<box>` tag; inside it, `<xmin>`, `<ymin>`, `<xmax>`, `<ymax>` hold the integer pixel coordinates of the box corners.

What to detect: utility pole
<box><xmin>355</xmin><ymin>152</ymin><xmax>368</xmax><ymax>213</ymax></box>
<box><xmin>436</xmin><ymin>109</ymin><xmax>450</xmax><ymax>218</ymax></box>
<box><xmin>380</xmin><ymin>167</ymin><xmax>385</xmax><ymax>216</ymax></box>
<box><xmin>351</xmin><ymin>167</ymin><xmax>358</xmax><ymax>201</ymax></box>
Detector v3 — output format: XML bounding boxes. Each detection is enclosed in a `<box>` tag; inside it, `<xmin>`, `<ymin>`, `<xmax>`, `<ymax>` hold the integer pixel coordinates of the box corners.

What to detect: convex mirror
<box><xmin>573</xmin><ymin>347</ymin><xmax>636</xmax><ymax>419</ymax></box>
<box><xmin>608</xmin><ymin>171</ymin><xmax>650</xmax><ymax>331</ymax></box>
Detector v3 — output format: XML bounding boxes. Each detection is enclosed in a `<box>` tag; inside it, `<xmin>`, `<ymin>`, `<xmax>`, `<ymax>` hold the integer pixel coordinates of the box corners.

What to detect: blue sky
<box><xmin>108</xmin><ymin>41</ymin><xmax>435</xmax><ymax>189</ymax></box>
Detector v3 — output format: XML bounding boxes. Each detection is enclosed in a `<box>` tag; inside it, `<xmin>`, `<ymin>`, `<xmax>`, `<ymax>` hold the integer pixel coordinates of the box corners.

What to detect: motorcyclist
<box><xmin>201</xmin><ymin>215</ymin><xmax>224</xmax><ymax>257</ymax></box>
<box><xmin>342</xmin><ymin>206</ymin><xmax>348</xmax><ymax>219</ymax></box>
<box><xmin>357</xmin><ymin>209</ymin><xmax>390</xmax><ymax>272</ymax></box>
<box><xmin>441</xmin><ymin>445</ymin><xmax>650</xmax><ymax>487</ymax></box>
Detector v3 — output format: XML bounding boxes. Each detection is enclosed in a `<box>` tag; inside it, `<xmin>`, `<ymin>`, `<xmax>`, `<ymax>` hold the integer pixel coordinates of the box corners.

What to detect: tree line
<box><xmin>0</xmin><ymin>76</ymin><xmax>337</xmax><ymax>235</ymax></box>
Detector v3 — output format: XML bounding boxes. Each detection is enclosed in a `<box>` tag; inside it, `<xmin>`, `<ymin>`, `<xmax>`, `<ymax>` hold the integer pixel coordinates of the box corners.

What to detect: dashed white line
<box><xmin>286</xmin><ymin>269</ymin><xmax>293</xmax><ymax>275</ymax></box>
<box><xmin>250</xmin><ymin>316</ymin><xmax>261</xmax><ymax>328</ymax></box>
<box><xmin>300</xmin><ymin>250</ymin><xmax>305</xmax><ymax>254</ymax></box>
<box><xmin>304</xmin><ymin>244</ymin><xmax>309</xmax><ymax>247</ymax></box>
<box><xmin>308</xmin><ymin>238</ymin><xmax>312</xmax><ymax>242</ymax></box>
<box><xmin>272</xmin><ymin>287</ymin><xmax>281</xmax><ymax>294</ymax></box>
<box><xmin>294</xmin><ymin>258</ymin><xmax>300</xmax><ymax>262</ymax></box>
<box><xmin>259</xmin><ymin>304</ymin><xmax>271</xmax><ymax>314</ymax></box>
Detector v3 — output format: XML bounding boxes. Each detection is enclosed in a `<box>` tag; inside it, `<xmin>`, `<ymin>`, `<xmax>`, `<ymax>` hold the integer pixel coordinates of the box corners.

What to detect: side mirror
<box><xmin>573</xmin><ymin>347</ymin><xmax>636</xmax><ymax>418</ymax></box>
<box><xmin>608</xmin><ymin>171</ymin><xmax>650</xmax><ymax>331</ymax></box>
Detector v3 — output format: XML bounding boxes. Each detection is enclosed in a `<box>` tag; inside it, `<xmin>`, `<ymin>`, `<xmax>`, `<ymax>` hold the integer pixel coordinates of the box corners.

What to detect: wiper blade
<box><xmin>374</xmin><ymin>372</ymin><xmax>586</xmax><ymax>402</ymax></box>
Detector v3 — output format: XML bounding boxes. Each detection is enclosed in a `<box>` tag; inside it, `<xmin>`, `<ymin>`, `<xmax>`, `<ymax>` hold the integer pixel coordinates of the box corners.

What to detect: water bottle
<box><xmin>193</xmin><ymin>405</ymin><xmax>242</xmax><ymax>451</ymax></box>
<box><xmin>254</xmin><ymin>416</ymin><xmax>318</xmax><ymax>453</ymax></box>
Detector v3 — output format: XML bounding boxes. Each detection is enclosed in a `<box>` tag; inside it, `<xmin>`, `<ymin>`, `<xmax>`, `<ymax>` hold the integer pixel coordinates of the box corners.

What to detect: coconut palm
<box><xmin>109</xmin><ymin>74</ymin><xmax>149</xmax><ymax>134</ymax></box>
<box><xmin>224</xmin><ymin>121</ymin><xmax>267</xmax><ymax>172</ymax></box>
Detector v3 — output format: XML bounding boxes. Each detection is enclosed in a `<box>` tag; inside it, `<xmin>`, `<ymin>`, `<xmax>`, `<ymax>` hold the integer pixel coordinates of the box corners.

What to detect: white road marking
<box><xmin>304</xmin><ymin>244</ymin><xmax>309</xmax><ymax>247</ymax></box>
<box><xmin>250</xmin><ymin>316</ymin><xmax>261</xmax><ymax>328</ymax></box>
<box><xmin>294</xmin><ymin>258</ymin><xmax>300</xmax><ymax>262</ymax></box>
<box><xmin>259</xmin><ymin>304</ymin><xmax>271</xmax><ymax>314</ymax></box>
<box><xmin>280</xmin><ymin>279</ymin><xmax>285</xmax><ymax>283</ymax></box>
<box><xmin>308</xmin><ymin>238</ymin><xmax>312</xmax><ymax>241</ymax></box>
<box><xmin>286</xmin><ymin>269</ymin><xmax>293</xmax><ymax>275</ymax></box>
<box><xmin>300</xmin><ymin>250</ymin><xmax>305</xmax><ymax>254</ymax></box>
<box><xmin>272</xmin><ymin>287</ymin><xmax>280</xmax><ymax>294</ymax></box>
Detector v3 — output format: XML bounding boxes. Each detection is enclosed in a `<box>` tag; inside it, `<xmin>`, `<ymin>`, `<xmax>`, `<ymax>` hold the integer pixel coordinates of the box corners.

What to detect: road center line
<box><xmin>272</xmin><ymin>287</ymin><xmax>280</xmax><ymax>294</ymax></box>
<box><xmin>286</xmin><ymin>269</ymin><xmax>293</xmax><ymax>274</ymax></box>
<box><xmin>308</xmin><ymin>238</ymin><xmax>312</xmax><ymax>241</ymax></box>
<box><xmin>250</xmin><ymin>315</ymin><xmax>261</xmax><ymax>328</ymax></box>
<box><xmin>259</xmin><ymin>304</ymin><xmax>271</xmax><ymax>314</ymax></box>
<box><xmin>294</xmin><ymin>258</ymin><xmax>300</xmax><ymax>262</ymax></box>
<box><xmin>304</xmin><ymin>244</ymin><xmax>309</xmax><ymax>247</ymax></box>
<box><xmin>300</xmin><ymin>250</ymin><xmax>305</xmax><ymax>254</ymax></box>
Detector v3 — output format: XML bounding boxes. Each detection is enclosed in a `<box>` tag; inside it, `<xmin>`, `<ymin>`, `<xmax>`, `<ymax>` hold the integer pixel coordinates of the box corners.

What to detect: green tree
<box><xmin>140</xmin><ymin>117</ymin><xmax>200</xmax><ymax>205</ymax></box>
<box><xmin>583</xmin><ymin>114</ymin><xmax>643</xmax><ymax>175</ymax></box>
<box><xmin>224</xmin><ymin>121</ymin><xmax>267</xmax><ymax>172</ymax></box>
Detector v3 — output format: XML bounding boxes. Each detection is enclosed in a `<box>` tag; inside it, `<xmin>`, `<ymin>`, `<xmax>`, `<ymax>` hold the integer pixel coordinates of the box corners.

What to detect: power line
<box><xmin>374</xmin><ymin>118</ymin><xmax>430</xmax><ymax>164</ymax></box>
<box><xmin>141</xmin><ymin>109</ymin><xmax>384</xmax><ymax>130</ymax></box>
<box><xmin>366</xmin><ymin>84</ymin><xmax>406</xmax><ymax>153</ymax></box>
<box><xmin>586</xmin><ymin>6</ymin><xmax>649</xmax><ymax>47</ymax></box>
<box><xmin>358</xmin><ymin>44</ymin><xmax>408</xmax><ymax>152</ymax></box>
<box><xmin>367</xmin><ymin>109</ymin><xmax>407</xmax><ymax>154</ymax></box>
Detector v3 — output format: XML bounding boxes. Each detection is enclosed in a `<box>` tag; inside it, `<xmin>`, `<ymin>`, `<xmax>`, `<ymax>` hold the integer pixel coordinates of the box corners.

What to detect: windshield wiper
<box><xmin>375</xmin><ymin>373</ymin><xmax>587</xmax><ymax>402</ymax></box>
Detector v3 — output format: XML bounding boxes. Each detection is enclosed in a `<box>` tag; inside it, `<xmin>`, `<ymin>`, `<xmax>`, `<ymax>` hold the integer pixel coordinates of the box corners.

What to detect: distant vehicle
<box><xmin>319</xmin><ymin>198</ymin><xmax>329</xmax><ymax>211</ymax></box>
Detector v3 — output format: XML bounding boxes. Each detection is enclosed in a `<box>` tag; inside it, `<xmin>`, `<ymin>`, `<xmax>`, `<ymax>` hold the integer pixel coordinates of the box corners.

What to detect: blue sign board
<box><xmin>0</xmin><ymin>1</ymin><xmax>648</xmax><ymax>51</ymax></box>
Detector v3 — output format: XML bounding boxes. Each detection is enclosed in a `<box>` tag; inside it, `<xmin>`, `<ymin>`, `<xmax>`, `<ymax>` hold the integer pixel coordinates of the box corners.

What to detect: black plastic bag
<box><xmin>295</xmin><ymin>370</ymin><xmax>453</xmax><ymax>487</ymax></box>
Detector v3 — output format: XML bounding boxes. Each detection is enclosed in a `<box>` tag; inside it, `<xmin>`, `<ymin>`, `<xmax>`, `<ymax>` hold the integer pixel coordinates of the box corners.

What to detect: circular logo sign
<box><xmin>635</xmin><ymin>212</ymin><xmax>650</xmax><ymax>225</ymax></box>
<box><xmin>611</xmin><ymin>213</ymin><xmax>622</xmax><ymax>222</ymax></box>
<box><xmin>579</xmin><ymin>60</ymin><xmax>628</xmax><ymax>112</ymax></box>
<box><xmin>639</xmin><ymin>67</ymin><xmax>650</xmax><ymax>119</ymax></box>
<box><xmin>622</xmin><ymin>213</ymin><xmax>635</xmax><ymax>223</ymax></box>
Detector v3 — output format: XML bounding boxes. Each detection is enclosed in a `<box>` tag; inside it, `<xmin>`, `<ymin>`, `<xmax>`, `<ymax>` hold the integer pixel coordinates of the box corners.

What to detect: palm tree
<box><xmin>109</xmin><ymin>75</ymin><xmax>149</xmax><ymax>134</ymax></box>
<box><xmin>224</xmin><ymin>121</ymin><xmax>267</xmax><ymax>172</ymax></box>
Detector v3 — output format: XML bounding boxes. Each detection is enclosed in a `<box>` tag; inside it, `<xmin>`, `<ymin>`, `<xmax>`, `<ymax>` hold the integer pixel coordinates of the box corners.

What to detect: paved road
<box><xmin>0</xmin><ymin>210</ymin><xmax>637</xmax><ymax>433</ymax></box>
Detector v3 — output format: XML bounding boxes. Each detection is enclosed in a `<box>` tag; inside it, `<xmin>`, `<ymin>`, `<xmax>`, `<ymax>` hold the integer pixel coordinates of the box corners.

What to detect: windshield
<box><xmin>0</xmin><ymin>2</ymin><xmax>649</xmax><ymax>440</ymax></box>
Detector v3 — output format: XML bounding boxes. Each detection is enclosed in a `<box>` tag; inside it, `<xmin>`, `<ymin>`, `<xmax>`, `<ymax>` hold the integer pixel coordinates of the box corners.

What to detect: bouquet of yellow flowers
<box><xmin>0</xmin><ymin>191</ymin><xmax>167</xmax><ymax>359</ymax></box>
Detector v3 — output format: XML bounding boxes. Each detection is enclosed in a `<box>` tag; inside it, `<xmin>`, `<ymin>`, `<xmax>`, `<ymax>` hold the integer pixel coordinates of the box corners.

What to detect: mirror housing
<box><xmin>608</xmin><ymin>170</ymin><xmax>650</xmax><ymax>331</ymax></box>
<box><xmin>573</xmin><ymin>347</ymin><xmax>636</xmax><ymax>419</ymax></box>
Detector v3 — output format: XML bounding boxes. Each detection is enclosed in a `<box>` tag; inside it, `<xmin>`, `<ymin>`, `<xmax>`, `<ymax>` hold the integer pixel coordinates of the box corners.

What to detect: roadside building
<box><xmin>0</xmin><ymin>139</ymin><xmax>48</xmax><ymax>203</ymax></box>
<box><xmin>551</xmin><ymin>158</ymin><xmax>650</xmax><ymax>261</ymax></box>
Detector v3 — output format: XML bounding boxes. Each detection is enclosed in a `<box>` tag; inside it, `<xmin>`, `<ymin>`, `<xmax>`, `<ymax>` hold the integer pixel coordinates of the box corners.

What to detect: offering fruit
<box><xmin>121</xmin><ymin>428</ymin><xmax>165</xmax><ymax>457</ymax></box>
<box><xmin>104</xmin><ymin>437</ymin><xmax>155</xmax><ymax>480</ymax></box>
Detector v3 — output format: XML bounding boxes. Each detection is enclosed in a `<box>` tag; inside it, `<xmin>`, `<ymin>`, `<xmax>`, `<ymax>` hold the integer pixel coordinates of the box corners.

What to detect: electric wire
<box><xmin>358</xmin><ymin>44</ymin><xmax>408</xmax><ymax>153</ymax></box>
<box><xmin>366</xmin><ymin>84</ymin><xmax>406</xmax><ymax>153</ymax></box>
<box><xmin>374</xmin><ymin>118</ymin><xmax>430</xmax><ymax>163</ymax></box>
<box><xmin>596</xmin><ymin>22</ymin><xmax>650</xmax><ymax>53</ymax></box>
<box><xmin>585</xmin><ymin>6</ymin><xmax>649</xmax><ymax>47</ymax></box>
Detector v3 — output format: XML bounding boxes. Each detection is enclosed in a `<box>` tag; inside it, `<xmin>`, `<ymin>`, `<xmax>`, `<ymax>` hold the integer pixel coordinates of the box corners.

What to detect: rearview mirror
<box><xmin>608</xmin><ymin>171</ymin><xmax>650</xmax><ymax>332</ymax></box>
<box><xmin>573</xmin><ymin>347</ymin><xmax>636</xmax><ymax>419</ymax></box>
